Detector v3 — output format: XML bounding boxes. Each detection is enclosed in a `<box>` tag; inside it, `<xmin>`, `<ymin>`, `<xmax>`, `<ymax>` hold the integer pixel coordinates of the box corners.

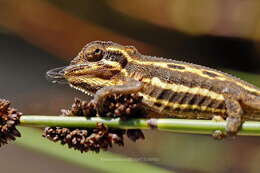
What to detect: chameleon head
<box><xmin>46</xmin><ymin>41</ymin><xmax>138</xmax><ymax>95</ymax></box>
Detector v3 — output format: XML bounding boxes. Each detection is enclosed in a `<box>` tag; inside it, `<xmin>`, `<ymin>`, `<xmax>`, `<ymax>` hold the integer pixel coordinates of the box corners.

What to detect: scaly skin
<box><xmin>46</xmin><ymin>41</ymin><xmax>260</xmax><ymax>138</ymax></box>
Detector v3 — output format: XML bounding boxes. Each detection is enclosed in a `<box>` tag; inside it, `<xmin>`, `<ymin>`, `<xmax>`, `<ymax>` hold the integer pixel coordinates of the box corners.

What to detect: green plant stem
<box><xmin>20</xmin><ymin>115</ymin><xmax>260</xmax><ymax>136</ymax></box>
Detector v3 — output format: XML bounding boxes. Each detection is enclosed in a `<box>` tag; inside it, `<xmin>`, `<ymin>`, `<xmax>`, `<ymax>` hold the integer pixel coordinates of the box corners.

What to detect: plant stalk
<box><xmin>20</xmin><ymin>115</ymin><xmax>260</xmax><ymax>136</ymax></box>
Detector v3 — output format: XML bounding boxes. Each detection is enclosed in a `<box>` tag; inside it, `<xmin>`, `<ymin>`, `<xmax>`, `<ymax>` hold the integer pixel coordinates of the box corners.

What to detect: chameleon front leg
<box><xmin>92</xmin><ymin>80</ymin><xmax>143</xmax><ymax>116</ymax></box>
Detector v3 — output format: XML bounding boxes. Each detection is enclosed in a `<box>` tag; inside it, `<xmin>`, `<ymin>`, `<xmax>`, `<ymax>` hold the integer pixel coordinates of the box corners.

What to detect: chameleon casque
<box><xmin>47</xmin><ymin>41</ymin><xmax>260</xmax><ymax>137</ymax></box>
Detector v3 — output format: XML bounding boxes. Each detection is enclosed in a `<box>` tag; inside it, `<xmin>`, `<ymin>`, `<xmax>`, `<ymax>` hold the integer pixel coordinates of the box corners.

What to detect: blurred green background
<box><xmin>1</xmin><ymin>0</ymin><xmax>260</xmax><ymax>173</ymax></box>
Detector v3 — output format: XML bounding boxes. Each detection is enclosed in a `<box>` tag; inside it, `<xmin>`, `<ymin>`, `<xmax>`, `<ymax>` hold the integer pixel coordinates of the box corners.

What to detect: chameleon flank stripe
<box><xmin>140</xmin><ymin>93</ymin><xmax>226</xmax><ymax>114</ymax></box>
<box><xmin>142</xmin><ymin>77</ymin><xmax>224</xmax><ymax>101</ymax></box>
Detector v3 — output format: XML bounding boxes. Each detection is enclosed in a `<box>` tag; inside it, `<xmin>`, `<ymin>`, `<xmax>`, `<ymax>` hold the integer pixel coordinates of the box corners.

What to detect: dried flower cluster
<box><xmin>43</xmin><ymin>123</ymin><xmax>125</xmax><ymax>153</ymax></box>
<box><xmin>43</xmin><ymin>94</ymin><xmax>145</xmax><ymax>153</ymax></box>
<box><xmin>0</xmin><ymin>99</ymin><xmax>22</xmax><ymax>147</ymax></box>
<box><xmin>99</xmin><ymin>93</ymin><xmax>144</xmax><ymax>119</ymax></box>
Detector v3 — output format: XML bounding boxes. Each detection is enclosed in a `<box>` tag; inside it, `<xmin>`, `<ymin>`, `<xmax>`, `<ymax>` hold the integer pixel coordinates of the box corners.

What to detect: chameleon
<box><xmin>46</xmin><ymin>41</ymin><xmax>260</xmax><ymax>137</ymax></box>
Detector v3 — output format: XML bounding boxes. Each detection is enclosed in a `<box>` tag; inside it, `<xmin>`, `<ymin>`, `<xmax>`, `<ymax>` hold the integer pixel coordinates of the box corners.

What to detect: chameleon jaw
<box><xmin>69</xmin><ymin>84</ymin><xmax>95</xmax><ymax>97</ymax></box>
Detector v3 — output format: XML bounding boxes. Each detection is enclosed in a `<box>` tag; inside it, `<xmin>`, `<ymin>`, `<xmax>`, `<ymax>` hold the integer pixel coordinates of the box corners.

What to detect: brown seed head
<box><xmin>0</xmin><ymin>99</ymin><xmax>22</xmax><ymax>147</ymax></box>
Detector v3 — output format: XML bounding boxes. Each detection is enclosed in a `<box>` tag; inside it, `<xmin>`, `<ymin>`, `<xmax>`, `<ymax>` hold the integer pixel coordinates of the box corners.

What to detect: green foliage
<box><xmin>15</xmin><ymin>127</ymin><xmax>172</xmax><ymax>173</ymax></box>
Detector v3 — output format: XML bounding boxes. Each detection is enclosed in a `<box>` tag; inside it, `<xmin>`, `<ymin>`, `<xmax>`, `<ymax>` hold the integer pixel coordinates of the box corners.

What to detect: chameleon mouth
<box><xmin>62</xmin><ymin>63</ymin><xmax>92</xmax><ymax>74</ymax></box>
<box><xmin>46</xmin><ymin>66</ymin><xmax>67</xmax><ymax>84</ymax></box>
<box><xmin>69</xmin><ymin>84</ymin><xmax>95</xmax><ymax>97</ymax></box>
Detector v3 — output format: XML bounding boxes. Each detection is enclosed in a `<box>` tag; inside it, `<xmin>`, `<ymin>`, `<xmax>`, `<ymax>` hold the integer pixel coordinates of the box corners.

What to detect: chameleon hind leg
<box><xmin>212</xmin><ymin>99</ymin><xmax>243</xmax><ymax>139</ymax></box>
<box><xmin>222</xmin><ymin>92</ymin><xmax>260</xmax><ymax>137</ymax></box>
<box><xmin>92</xmin><ymin>80</ymin><xmax>143</xmax><ymax>116</ymax></box>
<box><xmin>225</xmin><ymin>99</ymin><xmax>243</xmax><ymax>136</ymax></box>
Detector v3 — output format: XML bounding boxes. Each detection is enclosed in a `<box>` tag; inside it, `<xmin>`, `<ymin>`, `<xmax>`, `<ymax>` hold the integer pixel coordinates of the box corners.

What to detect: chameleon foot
<box><xmin>226</xmin><ymin>116</ymin><xmax>241</xmax><ymax>138</ymax></box>
<box><xmin>212</xmin><ymin>130</ymin><xmax>226</xmax><ymax>140</ymax></box>
<box><xmin>212</xmin><ymin>115</ymin><xmax>225</xmax><ymax>122</ymax></box>
<box><xmin>212</xmin><ymin>115</ymin><xmax>227</xmax><ymax>139</ymax></box>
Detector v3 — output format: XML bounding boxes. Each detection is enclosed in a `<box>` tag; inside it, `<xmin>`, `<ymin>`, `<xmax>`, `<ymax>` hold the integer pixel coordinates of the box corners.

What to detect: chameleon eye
<box><xmin>86</xmin><ymin>48</ymin><xmax>104</xmax><ymax>62</ymax></box>
<box><xmin>94</xmin><ymin>48</ymin><xmax>102</xmax><ymax>55</ymax></box>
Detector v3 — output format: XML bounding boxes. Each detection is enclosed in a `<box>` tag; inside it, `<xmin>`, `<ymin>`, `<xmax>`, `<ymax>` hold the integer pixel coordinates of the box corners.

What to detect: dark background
<box><xmin>1</xmin><ymin>0</ymin><xmax>260</xmax><ymax>173</ymax></box>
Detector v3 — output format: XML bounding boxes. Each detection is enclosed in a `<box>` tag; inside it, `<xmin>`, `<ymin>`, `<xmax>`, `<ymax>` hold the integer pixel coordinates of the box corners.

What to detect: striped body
<box><xmin>120</xmin><ymin>54</ymin><xmax>260</xmax><ymax>120</ymax></box>
<box><xmin>140</xmin><ymin>79</ymin><xmax>226</xmax><ymax>119</ymax></box>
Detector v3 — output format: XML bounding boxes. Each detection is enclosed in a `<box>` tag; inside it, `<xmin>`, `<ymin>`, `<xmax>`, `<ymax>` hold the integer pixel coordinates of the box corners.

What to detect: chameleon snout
<box><xmin>46</xmin><ymin>66</ymin><xmax>66</xmax><ymax>84</ymax></box>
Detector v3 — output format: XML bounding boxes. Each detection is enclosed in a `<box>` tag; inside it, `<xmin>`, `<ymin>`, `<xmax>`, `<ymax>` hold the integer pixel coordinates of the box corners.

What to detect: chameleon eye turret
<box><xmin>81</xmin><ymin>45</ymin><xmax>105</xmax><ymax>62</ymax></box>
<box><xmin>71</xmin><ymin>42</ymin><xmax>106</xmax><ymax>65</ymax></box>
<box><xmin>47</xmin><ymin>40</ymin><xmax>260</xmax><ymax>138</ymax></box>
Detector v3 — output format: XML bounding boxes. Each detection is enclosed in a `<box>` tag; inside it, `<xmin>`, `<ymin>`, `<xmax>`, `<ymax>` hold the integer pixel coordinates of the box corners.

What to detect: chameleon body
<box><xmin>47</xmin><ymin>41</ymin><xmax>260</xmax><ymax>137</ymax></box>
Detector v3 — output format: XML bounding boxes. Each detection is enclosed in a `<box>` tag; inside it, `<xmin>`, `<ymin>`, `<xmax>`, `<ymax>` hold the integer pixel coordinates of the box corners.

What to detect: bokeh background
<box><xmin>1</xmin><ymin>0</ymin><xmax>260</xmax><ymax>173</ymax></box>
